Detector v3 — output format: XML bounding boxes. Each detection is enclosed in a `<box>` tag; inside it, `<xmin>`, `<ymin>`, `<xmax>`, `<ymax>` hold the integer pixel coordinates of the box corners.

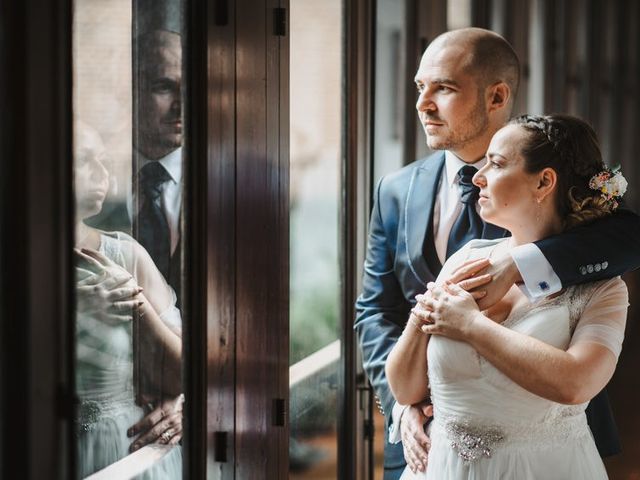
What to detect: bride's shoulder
<box><xmin>437</xmin><ymin>239</ymin><xmax>507</xmax><ymax>282</ymax></box>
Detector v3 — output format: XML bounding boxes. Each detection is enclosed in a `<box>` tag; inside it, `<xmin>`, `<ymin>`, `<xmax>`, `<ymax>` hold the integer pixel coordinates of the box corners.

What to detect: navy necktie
<box><xmin>137</xmin><ymin>161</ymin><xmax>171</xmax><ymax>278</ymax></box>
<box><xmin>446</xmin><ymin>165</ymin><xmax>483</xmax><ymax>258</ymax></box>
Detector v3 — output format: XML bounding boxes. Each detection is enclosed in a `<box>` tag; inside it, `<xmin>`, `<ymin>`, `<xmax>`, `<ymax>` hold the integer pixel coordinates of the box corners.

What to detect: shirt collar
<box><xmin>444</xmin><ymin>150</ymin><xmax>487</xmax><ymax>187</ymax></box>
<box><xmin>137</xmin><ymin>147</ymin><xmax>183</xmax><ymax>184</ymax></box>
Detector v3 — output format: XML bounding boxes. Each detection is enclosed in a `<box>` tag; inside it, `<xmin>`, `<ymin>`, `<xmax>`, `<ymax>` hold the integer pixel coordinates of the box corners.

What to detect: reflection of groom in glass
<box><xmin>133</xmin><ymin>27</ymin><xmax>184</xmax><ymax>307</ymax></box>
<box><xmin>86</xmin><ymin>14</ymin><xmax>186</xmax><ymax>452</ymax></box>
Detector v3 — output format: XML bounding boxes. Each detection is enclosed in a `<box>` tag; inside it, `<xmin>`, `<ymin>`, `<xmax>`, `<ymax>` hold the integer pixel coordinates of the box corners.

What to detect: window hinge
<box><xmin>274</xmin><ymin>7</ymin><xmax>287</xmax><ymax>36</ymax></box>
<box><xmin>272</xmin><ymin>398</ymin><xmax>287</xmax><ymax>426</ymax></box>
<box><xmin>214</xmin><ymin>431</ymin><xmax>228</xmax><ymax>462</ymax></box>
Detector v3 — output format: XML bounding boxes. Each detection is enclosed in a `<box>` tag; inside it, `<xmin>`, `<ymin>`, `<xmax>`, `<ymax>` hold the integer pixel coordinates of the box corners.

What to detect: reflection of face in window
<box><xmin>75</xmin><ymin>122</ymin><xmax>110</xmax><ymax>220</ymax></box>
<box><xmin>135</xmin><ymin>30</ymin><xmax>182</xmax><ymax>160</ymax></box>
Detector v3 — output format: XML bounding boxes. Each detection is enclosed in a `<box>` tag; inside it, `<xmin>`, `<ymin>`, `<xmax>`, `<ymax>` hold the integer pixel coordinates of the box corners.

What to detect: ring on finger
<box><xmin>161</xmin><ymin>431</ymin><xmax>172</xmax><ymax>442</ymax></box>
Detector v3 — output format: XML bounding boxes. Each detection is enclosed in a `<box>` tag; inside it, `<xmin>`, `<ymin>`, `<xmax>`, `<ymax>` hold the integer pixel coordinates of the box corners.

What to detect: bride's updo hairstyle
<box><xmin>511</xmin><ymin>114</ymin><xmax>614</xmax><ymax>229</ymax></box>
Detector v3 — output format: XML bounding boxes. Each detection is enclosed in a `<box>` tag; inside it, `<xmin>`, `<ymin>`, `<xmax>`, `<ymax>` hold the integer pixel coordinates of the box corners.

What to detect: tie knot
<box><xmin>457</xmin><ymin>165</ymin><xmax>479</xmax><ymax>204</ymax></box>
<box><xmin>139</xmin><ymin>161</ymin><xmax>171</xmax><ymax>199</ymax></box>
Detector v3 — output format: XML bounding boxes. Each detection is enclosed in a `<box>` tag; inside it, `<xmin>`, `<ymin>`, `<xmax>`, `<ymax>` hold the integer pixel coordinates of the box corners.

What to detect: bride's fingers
<box><xmin>469</xmin><ymin>290</ymin><xmax>488</xmax><ymax>300</ymax></box>
<box><xmin>404</xmin><ymin>436</ymin><xmax>427</xmax><ymax>473</ymax></box>
<box><xmin>421</xmin><ymin>324</ymin><xmax>439</xmax><ymax>335</ymax></box>
<box><xmin>411</xmin><ymin>308</ymin><xmax>432</xmax><ymax>324</ymax></box>
<box><xmin>458</xmin><ymin>273</ymin><xmax>492</xmax><ymax>291</ymax></box>
<box><xmin>106</xmin><ymin>286</ymin><xmax>143</xmax><ymax>302</ymax></box>
<box><xmin>448</xmin><ymin>258</ymin><xmax>491</xmax><ymax>282</ymax></box>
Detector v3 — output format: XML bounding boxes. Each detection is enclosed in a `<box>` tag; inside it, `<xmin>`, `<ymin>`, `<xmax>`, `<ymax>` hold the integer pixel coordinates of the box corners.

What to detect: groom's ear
<box><xmin>487</xmin><ymin>82</ymin><xmax>510</xmax><ymax>112</ymax></box>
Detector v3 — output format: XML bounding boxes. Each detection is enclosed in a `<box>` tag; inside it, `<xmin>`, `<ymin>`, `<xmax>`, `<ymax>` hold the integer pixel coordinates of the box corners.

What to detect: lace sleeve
<box><xmin>110</xmin><ymin>231</ymin><xmax>183</xmax><ymax>334</ymax></box>
<box><xmin>569</xmin><ymin>277</ymin><xmax>628</xmax><ymax>359</ymax></box>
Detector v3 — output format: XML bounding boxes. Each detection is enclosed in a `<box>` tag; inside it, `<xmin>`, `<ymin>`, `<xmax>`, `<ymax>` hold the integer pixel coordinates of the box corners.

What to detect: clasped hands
<box><xmin>401</xmin><ymin>253</ymin><xmax>520</xmax><ymax>472</ymax></box>
<box><xmin>75</xmin><ymin>247</ymin><xmax>145</xmax><ymax>325</ymax></box>
<box><xmin>410</xmin><ymin>254</ymin><xmax>519</xmax><ymax>339</ymax></box>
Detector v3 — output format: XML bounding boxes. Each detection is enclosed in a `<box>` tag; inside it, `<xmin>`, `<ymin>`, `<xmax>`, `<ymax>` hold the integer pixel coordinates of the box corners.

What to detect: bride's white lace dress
<box><xmin>76</xmin><ymin>232</ymin><xmax>182</xmax><ymax>478</ymax></box>
<box><xmin>400</xmin><ymin>239</ymin><xmax>627</xmax><ymax>480</ymax></box>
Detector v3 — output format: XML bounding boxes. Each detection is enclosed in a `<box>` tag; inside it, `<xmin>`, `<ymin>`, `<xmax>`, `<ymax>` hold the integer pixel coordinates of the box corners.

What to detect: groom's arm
<box><xmin>535</xmin><ymin>208</ymin><xmax>640</xmax><ymax>285</ymax></box>
<box><xmin>354</xmin><ymin>179</ymin><xmax>411</xmax><ymax>426</ymax></box>
<box><xmin>472</xmin><ymin>208</ymin><xmax>640</xmax><ymax>309</ymax></box>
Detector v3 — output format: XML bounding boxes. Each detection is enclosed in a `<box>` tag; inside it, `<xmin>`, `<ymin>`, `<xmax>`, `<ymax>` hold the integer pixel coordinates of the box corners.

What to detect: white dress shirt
<box><xmin>388</xmin><ymin>150</ymin><xmax>561</xmax><ymax>443</ymax></box>
<box><xmin>129</xmin><ymin>147</ymin><xmax>183</xmax><ymax>255</ymax></box>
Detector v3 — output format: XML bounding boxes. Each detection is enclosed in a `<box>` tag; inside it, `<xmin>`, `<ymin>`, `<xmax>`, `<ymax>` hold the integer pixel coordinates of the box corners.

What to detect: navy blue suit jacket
<box><xmin>355</xmin><ymin>152</ymin><xmax>640</xmax><ymax>477</ymax></box>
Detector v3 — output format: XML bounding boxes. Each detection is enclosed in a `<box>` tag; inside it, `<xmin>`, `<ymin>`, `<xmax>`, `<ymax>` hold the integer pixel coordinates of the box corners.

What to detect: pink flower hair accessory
<box><xmin>588</xmin><ymin>168</ymin><xmax>628</xmax><ymax>210</ymax></box>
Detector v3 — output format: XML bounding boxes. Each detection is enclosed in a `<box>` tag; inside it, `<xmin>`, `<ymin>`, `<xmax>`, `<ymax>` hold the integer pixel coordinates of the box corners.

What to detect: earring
<box><xmin>535</xmin><ymin>197</ymin><xmax>542</xmax><ymax>222</ymax></box>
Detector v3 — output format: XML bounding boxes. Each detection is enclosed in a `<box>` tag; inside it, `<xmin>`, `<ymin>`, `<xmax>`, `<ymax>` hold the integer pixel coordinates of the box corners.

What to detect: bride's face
<box><xmin>473</xmin><ymin>124</ymin><xmax>541</xmax><ymax>230</ymax></box>
<box><xmin>74</xmin><ymin>124</ymin><xmax>110</xmax><ymax>220</ymax></box>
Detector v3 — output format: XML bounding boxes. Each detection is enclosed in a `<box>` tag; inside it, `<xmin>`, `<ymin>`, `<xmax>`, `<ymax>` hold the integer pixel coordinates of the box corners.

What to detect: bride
<box><xmin>74</xmin><ymin>121</ymin><xmax>182</xmax><ymax>478</ymax></box>
<box><xmin>386</xmin><ymin>114</ymin><xmax>629</xmax><ymax>479</ymax></box>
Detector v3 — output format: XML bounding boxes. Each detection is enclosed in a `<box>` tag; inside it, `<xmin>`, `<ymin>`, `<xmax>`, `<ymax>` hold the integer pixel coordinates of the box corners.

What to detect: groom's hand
<box><xmin>400</xmin><ymin>402</ymin><xmax>433</xmax><ymax>474</ymax></box>
<box><xmin>128</xmin><ymin>394</ymin><xmax>184</xmax><ymax>452</ymax></box>
<box><xmin>469</xmin><ymin>253</ymin><xmax>521</xmax><ymax>310</ymax></box>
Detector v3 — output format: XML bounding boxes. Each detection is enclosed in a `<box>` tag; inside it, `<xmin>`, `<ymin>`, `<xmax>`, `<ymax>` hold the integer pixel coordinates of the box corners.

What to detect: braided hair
<box><xmin>510</xmin><ymin>114</ymin><xmax>613</xmax><ymax>229</ymax></box>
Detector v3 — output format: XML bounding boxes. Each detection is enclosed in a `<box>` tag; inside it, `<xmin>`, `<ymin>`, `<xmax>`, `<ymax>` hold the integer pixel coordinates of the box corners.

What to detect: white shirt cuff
<box><xmin>511</xmin><ymin>243</ymin><xmax>562</xmax><ymax>301</ymax></box>
<box><xmin>388</xmin><ymin>402</ymin><xmax>408</xmax><ymax>444</ymax></box>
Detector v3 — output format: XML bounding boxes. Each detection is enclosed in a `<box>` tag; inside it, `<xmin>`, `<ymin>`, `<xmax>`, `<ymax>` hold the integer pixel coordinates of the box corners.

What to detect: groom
<box><xmin>355</xmin><ymin>28</ymin><xmax>640</xmax><ymax>479</ymax></box>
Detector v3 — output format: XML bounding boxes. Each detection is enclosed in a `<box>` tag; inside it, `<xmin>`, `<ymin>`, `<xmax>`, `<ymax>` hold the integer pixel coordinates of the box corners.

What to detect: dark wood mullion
<box><xmin>235</xmin><ymin>0</ymin><xmax>281</xmax><ymax>477</ymax></box>
<box><xmin>183</xmin><ymin>0</ymin><xmax>209</xmax><ymax>477</ymax></box>
<box><xmin>265</xmin><ymin>0</ymin><xmax>289</xmax><ymax>477</ymax></box>
<box><xmin>205</xmin><ymin>0</ymin><xmax>237</xmax><ymax>476</ymax></box>
<box><xmin>346</xmin><ymin>0</ymin><xmax>376</xmax><ymax>477</ymax></box>
<box><xmin>1</xmin><ymin>0</ymin><xmax>73</xmax><ymax>478</ymax></box>
<box><xmin>30</xmin><ymin>0</ymin><xmax>74</xmax><ymax>477</ymax></box>
<box><xmin>275</xmin><ymin>0</ymin><xmax>290</xmax><ymax>476</ymax></box>
<box><xmin>341</xmin><ymin>1</ymin><xmax>358</xmax><ymax>477</ymax></box>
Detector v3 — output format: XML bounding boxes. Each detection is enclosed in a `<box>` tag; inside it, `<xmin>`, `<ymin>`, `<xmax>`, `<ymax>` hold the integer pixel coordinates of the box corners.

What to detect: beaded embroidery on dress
<box><xmin>399</xmin><ymin>238</ymin><xmax>623</xmax><ymax>480</ymax></box>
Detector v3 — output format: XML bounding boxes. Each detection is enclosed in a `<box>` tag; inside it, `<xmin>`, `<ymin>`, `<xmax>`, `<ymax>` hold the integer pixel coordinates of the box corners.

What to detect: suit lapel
<box><xmin>404</xmin><ymin>153</ymin><xmax>446</xmax><ymax>286</ymax></box>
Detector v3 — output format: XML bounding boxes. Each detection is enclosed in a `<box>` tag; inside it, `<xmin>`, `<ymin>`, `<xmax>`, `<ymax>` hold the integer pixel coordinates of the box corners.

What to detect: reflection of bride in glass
<box><xmin>74</xmin><ymin>121</ymin><xmax>181</xmax><ymax>478</ymax></box>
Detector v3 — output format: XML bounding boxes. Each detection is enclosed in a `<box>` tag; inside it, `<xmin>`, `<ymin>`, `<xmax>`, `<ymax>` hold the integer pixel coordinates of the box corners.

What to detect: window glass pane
<box><xmin>73</xmin><ymin>1</ymin><xmax>184</xmax><ymax>477</ymax></box>
<box><xmin>289</xmin><ymin>0</ymin><xmax>342</xmax><ymax>477</ymax></box>
<box><xmin>374</xmin><ymin>0</ymin><xmax>407</xmax><ymax>184</ymax></box>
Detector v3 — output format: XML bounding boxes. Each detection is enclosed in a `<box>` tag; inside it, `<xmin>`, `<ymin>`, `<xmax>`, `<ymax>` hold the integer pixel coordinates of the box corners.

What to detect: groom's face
<box><xmin>134</xmin><ymin>30</ymin><xmax>183</xmax><ymax>160</ymax></box>
<box><xmin>414</xmin><ymin>44</ymin><xmax>490</xmax><ymax>160</ymax></box>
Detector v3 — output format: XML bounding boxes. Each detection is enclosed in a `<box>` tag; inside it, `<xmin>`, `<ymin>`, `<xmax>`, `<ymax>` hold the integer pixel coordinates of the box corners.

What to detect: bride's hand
<box><xmin>415</xmin><ymin>283</ymin><xmax>484</xmax><ymax>340</ymax></box>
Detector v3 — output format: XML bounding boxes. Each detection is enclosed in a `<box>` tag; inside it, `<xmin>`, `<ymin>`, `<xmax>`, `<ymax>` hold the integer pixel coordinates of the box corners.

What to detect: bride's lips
<box><xmin>86</xmin><ymin>189</ymin><xmax>106</xmax><ymax>200</ymax></box>
<box><xmin>478</xmin><ymin>194</ymin><xmax>489</xmax><ymax>204</ymax></box>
